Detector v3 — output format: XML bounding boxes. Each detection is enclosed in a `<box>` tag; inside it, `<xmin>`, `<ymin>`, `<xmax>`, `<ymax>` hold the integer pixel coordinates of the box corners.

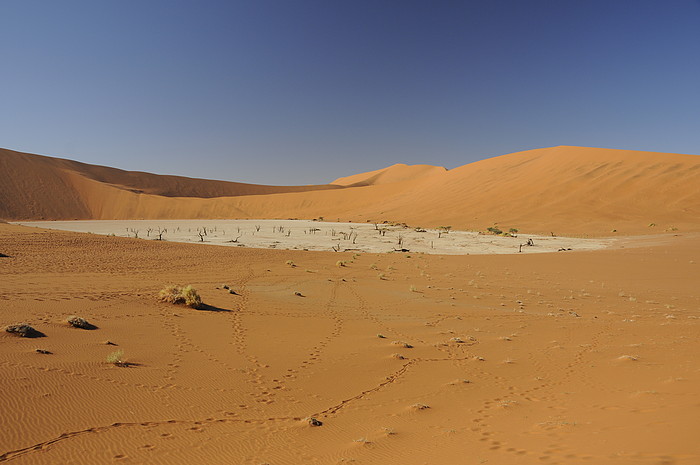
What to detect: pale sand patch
<box><xmin>15</xmin><ymin>219</ymin><xmax>614</xmax><ymax>255</ymax></box>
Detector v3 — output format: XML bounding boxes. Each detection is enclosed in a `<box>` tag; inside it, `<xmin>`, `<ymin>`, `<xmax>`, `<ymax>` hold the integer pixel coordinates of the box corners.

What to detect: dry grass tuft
<box><xmin>5</xmin><ymin>324</ymin><xmax>43</xmax><ymax>338</ymax></box>
<box><xmin>158</xmin><ymin>284</ymin><xmax>203</xmax><ymax>309</ymax></box>
<box><xmin>67</xmin><ymin>315</ymin><xmax>96</xmax><ymax>329</ymax></box>
<box><xmin>107</xmin><ymin>349</ymin><xmax>127</xmax><ymax>366</ymax></box>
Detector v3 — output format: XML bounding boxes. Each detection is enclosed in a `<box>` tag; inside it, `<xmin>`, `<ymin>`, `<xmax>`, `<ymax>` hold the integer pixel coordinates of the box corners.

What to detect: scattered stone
<box><xmin>411</xmin><ymin>403</ymin><xmax>430</xmax><ymax>410</ymax></box>
<box><xmin>307</xmin><ymin>417</ymin><xmax>323</xmax><ymax>427</ymax></box>
<box><xmin>66</xmin><ymin>316</ymin><xmax>96</xmax><ymax>330</ymax></box>
<box><xmin>222</xmin><ymin>284</ymin><xmax>230</xmax><ymax>290</ymax></box>
<box><xmin>5</xmin><ymin>324</ymin><xmax>43</xmax><ymax>338</ymax></box>
<box><xmin>449</xmin><ymin>379</ymin><xmax>471</xmax><ymax>385</ymax></box>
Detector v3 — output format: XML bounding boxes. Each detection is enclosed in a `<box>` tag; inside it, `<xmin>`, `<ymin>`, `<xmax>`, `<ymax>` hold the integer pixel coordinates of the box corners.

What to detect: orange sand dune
<box><xmin>2</xmin><ymin>146</ymin><xmax>699</xmax><ymax>235</ymax></box>
<box><xmin>0</xmin><ymin>148</ymin><xmax>340</xmax><ymax>220</ymax></box>
<box><xmin>1</xmin><ymin>223</ymin><xmax>698</xmax><ymax>464</ymax></box>
<box><xmin>331</xmin><ymin>163</ymin><xmax>447</xmax><ymax>186</ymax></box>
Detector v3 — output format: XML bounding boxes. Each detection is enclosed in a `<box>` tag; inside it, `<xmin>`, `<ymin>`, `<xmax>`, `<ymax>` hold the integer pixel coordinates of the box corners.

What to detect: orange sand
<box><xmin>1</xmin><ymin>223</ymin><xmax>698</xmax><ymax>464</ymax></box>
<box><xmin>2</xmin><ymin>146</ymin><xmax>699</xmax><ymax>236</ymax></box>
<box><xmin>1</xmin><ymin>146</ymin><xmax>699</xmax><ymax>464</ymax></box>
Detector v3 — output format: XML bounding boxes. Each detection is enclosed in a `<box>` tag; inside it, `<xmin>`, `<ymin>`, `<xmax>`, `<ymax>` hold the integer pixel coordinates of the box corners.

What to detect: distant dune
<box><xmin>2</xmin><ymin>146</ymin><xmax>699</xmax><ymax>235</ymax></box>
<box><xmin>0</xmin><ymin>148</ymin><xmax>340</xmax><ymax>220</ymax></box>
<box><xmin>331</xmin><ymin>163</ymin><xmax>447</xmax><ymax>187</ymax></box>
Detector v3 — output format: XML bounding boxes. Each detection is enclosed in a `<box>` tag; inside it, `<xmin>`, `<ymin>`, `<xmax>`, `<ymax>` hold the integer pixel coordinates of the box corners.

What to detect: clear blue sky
<box><xmin>2</xmin><ymin>1</ymin><xmax>699</xmax><ymax>185</ymax></box>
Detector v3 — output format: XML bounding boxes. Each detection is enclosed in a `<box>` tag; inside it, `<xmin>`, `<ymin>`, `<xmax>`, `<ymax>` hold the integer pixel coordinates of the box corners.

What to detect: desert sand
<box><xmin>1</xmin><ymin>223</ymin><xmax>699</xmax><ymax>464</ymax></box>
<box><xmin>2</xmin><ymin>146</ymin><xmax>700</xmax><ymax>236</ymax></box>
<box><xmin>1</xmin><ymin>146</ymin><xmax>699</xmax><ymax>464</ymax></box>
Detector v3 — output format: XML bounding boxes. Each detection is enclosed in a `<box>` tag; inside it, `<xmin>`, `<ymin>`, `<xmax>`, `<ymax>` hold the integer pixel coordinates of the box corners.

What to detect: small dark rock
<box><xmin>222</xmin><ymin>284</ymin><xmax>230</xmax><ymax>290</ymax></box>
<box><xmin>307</xmin><ymin>417</ymin><xmax>323</xmax><ymax>427</ymax></box>
<box><xmin>294</xmin><ymin>291</ymin><xmax>304</xmax><ymax>297</ymax></box>
<box><xmin>35</xmin><ymin>348</ymin><xmax>52</xmax><ymax>354</ymax></box>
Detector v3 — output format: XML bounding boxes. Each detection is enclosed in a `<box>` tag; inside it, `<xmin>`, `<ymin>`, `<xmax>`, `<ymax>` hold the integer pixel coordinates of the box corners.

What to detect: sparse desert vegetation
<box><xmin>158</xmin><ymin>284</ymin><xmax>203</xmax><ymax>309</ymax></box>
<box><xmin>66</xmin><ymin>315</ymin><xmax>96</xmax><ymax>329</ymax></box>
<box><xmin>106</xmin><ymin>349</ymin><xmax>127</xmax><ymax>367</ymax></box>
<box><xmin>5</xmin><ymin>323</ymin><xmax>42</xmax><ymax>338</ymax></box>
<box><xmin>17</xmin><ymin>219</ymin><xmax>612</xmax><ymax>255</ymax></box>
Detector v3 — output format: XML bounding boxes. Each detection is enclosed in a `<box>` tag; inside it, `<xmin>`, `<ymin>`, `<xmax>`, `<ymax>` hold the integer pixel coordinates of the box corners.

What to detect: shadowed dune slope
<box><xmin>2</xmin><ymin>146</ymin><xmax>699</xmax><ymax>235</ymax></box>
<box><xmin>0</xmin><ymin>148</ymin><xmax>340</xmax><ymax>219</ymax></box>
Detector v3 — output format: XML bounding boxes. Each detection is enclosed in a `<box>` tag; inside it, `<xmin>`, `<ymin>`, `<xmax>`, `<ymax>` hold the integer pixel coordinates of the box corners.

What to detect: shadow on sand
<box><xmin>196</xmin><ymin>303</ymin><xmax>233</xmax><ymax>313</ymax></box>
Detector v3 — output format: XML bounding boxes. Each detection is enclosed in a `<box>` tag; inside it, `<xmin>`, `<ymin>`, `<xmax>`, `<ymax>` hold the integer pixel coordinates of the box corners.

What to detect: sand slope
<box><xmin>330</xmin><ymin>163</ymin><xmax>447</xmax><ymax>186</ymax></box>
<box><xmin>2</xmin><ymin>146</ymin><xmax>699</xmax><ymax>235</ymax></box>
<box><xmin>0</xmin><ymin>148</ymin><xmax>340</xmax><ymax>220</ymax></box>
<box><xmin>1</xmin><ymin>223</ymin><xmax>698</xmax><ymax>464</ymax></box>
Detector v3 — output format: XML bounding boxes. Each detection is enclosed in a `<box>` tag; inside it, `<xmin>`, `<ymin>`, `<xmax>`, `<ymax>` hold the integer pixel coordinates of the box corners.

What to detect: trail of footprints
<box><xmin>3</xmin><ymin>267</ymin><xmax>634</xmax><ymax>465</ymax></box>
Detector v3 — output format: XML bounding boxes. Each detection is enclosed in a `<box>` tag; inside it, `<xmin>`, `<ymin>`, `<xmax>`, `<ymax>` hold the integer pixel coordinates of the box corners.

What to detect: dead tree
<box><xmin>437</xmin><ymin>226</ymin><xmax>452</xmax><ymax>238</ymax></box>
<box><xmin>519</xmin><ymin>238</ymin><xmax>535</xmax><ymax>252</ymax></box>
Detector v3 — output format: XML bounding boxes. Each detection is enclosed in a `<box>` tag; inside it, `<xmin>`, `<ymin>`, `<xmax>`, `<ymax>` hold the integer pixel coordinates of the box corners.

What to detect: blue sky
<box><xmin>1</xmin><ymin>1</ymin><xmax>699</xmax><ymax>184</ymax></box>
